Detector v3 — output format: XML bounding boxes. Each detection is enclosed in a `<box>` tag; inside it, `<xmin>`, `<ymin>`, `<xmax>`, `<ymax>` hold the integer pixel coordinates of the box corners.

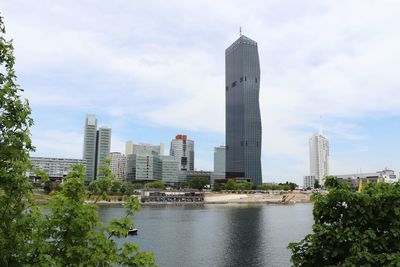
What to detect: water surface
<box><xmin>99</xmin><ymin>203</ymin><xmax>313</xmax><ymax>267</ymax></box>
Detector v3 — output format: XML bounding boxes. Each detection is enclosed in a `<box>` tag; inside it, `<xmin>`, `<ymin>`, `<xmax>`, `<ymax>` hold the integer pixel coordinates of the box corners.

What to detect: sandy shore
<box><xmin>204</xmin><ymin>192</ymin><xmax>312</xmax><ymax>204</ymax></box>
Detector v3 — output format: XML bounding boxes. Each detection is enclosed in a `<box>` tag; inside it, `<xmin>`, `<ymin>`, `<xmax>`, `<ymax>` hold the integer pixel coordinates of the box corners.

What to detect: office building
<box><xmin>214</xmin><ymin>146</ymin><xmax>226</xmax><ymax>173</ymax></box>
<box><xmin>309</xmin><ymin>132</ymin><xmax>329</xmax><ymax>183</ymax></box>
<box><xmin>83</xmin><ymin>115</ymin><xmax>111</xmax><ymax>181</ymax></box>
<box><xmin>160</xmin><ymin>155</ymin><xmax>179</xmax><ymax>184</ymax></box>
<box><xmin>303</xmin><ymin>176</ymin><xmax>316</xmax><ymax>190</ymax></box>
<box><xmin>125</xmin><ymin>141</ymin><xmax>164</xmax><ymax>156</ymax></box>
<box><xmin>95</xmin><ymin>127</ymin><xmax>111</xmax><ymax>178</ymax></box>
<box><xmin>28</xmin><ymin>157</ymin><xmax>86</xmax><ymax>182</ymax></box>
<box><xmin>225</xmin><ymin>34</ymin><xmax>262</xmax><ymax>185</ymax></box>
<box><xmin>126</xmin><ymin>151</ymin><xmax>162</xmax><ymax>181</ymax></box>
<box><xmin>109</xmin><ymin>152</ymin><xmax>127</xmax><ymax>180</ymax></box>
<box><xmin>83</xmin><ymin>115</ymin><xmax>97</xmax><ymax>181</ymax></box>
<box><xmin>170</xmin><ymin>134</ymin><xmax>194</xmax><ymax>171</ymax></box>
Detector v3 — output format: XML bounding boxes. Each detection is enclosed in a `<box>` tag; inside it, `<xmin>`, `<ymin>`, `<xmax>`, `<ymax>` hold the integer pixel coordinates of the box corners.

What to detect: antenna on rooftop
<box><xmin>239</xmin><ymin>26</ymin><xmax>242</xmax><ymax>36</ymax></box>
<box><xmin>319</xmin><ymin>115</ymin><xmax>323</xmax><ymax>135</ymax></box>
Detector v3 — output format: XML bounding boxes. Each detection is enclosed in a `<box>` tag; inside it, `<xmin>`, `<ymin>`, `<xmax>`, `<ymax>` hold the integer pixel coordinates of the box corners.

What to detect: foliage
<box><xmin>0</xmin><ymin>17</ymin><xmax>156</xmax><ymax>266</ymax></box>
<box><xmin>0</xmin><ymin>15</ymin><xmax>36</xmax><ymax>265</ymax></box>
<box><xmin>212</xmin><ymin>183</ymin><xmax>222</xmax><ymax>192</ymax></box>
<box><xmin>144</xmin><ymin>180</ymin><xmax>165</xmax><ymax>189</ymax></box>
<box><xmin>188</xmin><ymin>177</ymin><xmax>209</xmax><ymax>191</ymax></box>
<box><xmin>289</xmin><ymin>176</ymin><xmax>400</xmax><ymax>266</ymax></box>
<box><xmin>257</xmin><ymin>181</ymin><xmax>297</xmax><ymax>191</ymax></box>
<box><xmin>30</xmin><ymin>164</ymin><xmax>156</xmax><ymax>266</ymax></box>
<box><xmin>314</xmin><ymin>179</ymin><xmax>320</xmax><ymax>189</ymax></box>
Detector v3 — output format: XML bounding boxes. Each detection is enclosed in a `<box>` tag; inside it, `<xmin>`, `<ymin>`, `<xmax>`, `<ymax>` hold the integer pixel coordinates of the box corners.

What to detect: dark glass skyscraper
<box><xmin>225</xmin><ymin>35</ymin><xmax>262</xmax><ymax>185</ymax></box>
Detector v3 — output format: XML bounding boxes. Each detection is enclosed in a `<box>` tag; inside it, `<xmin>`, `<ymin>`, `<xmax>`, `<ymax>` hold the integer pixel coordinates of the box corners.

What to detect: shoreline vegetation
<box><xmin>33</xmin><ymin>191</ymin><xmax>312</xmax><ymax>206</ymax></box>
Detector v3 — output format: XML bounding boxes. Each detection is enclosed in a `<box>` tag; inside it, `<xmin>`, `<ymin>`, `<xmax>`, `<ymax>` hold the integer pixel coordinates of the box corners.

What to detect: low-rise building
<box><xmin>28</xmin><ymin>157</ymin><xmax>86</xmax><ymax>182</ymax></box>
<box><xmin>303</xmin><ymin>176</ymin><xmax>315</xmax><ymax>189</ymax></box>
<box><xmin>334</xmin><ymin>168</ymin><xmax>398</xmax><ymax>189</ymax></box>
<box><xmin>141</xmin><ymin>190</ymin><xmax>204</xmax><ymax>203</ymax></box>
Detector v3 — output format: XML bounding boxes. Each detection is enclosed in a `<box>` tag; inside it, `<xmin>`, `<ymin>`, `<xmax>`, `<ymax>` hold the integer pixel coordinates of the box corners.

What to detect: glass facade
<box><xmin>225</xmin><ymin>35</ymin><xmax>262</xmax><ymax>185</ymax></box>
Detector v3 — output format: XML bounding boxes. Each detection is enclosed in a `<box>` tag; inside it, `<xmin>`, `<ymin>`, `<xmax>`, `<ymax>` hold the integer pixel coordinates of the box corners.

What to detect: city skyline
<box><xmin>3</xmin><ymin>1</ymin><xmax>400</xmax><ymax>184</ymax></box>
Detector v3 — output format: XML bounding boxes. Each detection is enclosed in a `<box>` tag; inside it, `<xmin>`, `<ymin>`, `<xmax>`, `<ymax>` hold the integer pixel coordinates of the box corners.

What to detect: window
<box><xmin>245</xmin><ymin>76</ymin><xmax>247</xmax><ymax>81</ymax></box>
<box><xmin>240</xmin><ymin>77</ymin><xmax>243</xmax><ymax>82</ymax></box>
<box><xmin>240</xmin><ymin>141</ymin><xmax>244</xmax><ymax>147</ymax></box>
<box><xmin>246</xmin><ymin>141</ymin><xmax>248</xmax><ymax>146</ymax></box>
<box><xmin>226</xmin><ymin>86</ymin><xmax>229</xmax><ymax>91</ymax></box>
<box><xmin>232</xmin><ymin>81</ymin><xmax>237</xmax><ymax>87</ymax></box>
<box><xmin>255</xmin><ymin>77</ymin><xmax>258</xmax><ymax>83</ymax></box>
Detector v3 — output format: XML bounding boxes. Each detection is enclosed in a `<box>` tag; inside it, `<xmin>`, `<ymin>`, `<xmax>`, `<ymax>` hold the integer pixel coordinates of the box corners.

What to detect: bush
<box><xmin>289</xmin><ymin>177</ymin><xmax>400</xmax><ymax>266</ymax></box>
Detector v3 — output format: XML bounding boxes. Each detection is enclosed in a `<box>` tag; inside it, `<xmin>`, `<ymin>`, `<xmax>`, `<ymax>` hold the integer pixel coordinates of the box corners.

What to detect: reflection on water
<box><xmin>98</xmin><ymin>204</ymin><xmax>313</xmax><ymax>267</ymax></box>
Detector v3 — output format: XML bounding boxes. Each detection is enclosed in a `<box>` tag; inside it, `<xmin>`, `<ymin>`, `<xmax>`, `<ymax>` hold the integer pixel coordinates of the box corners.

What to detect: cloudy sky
<box><xmin>2</xmin><ymin>0</ymin><xmax>400</xmax><ymax>184</ymax></box>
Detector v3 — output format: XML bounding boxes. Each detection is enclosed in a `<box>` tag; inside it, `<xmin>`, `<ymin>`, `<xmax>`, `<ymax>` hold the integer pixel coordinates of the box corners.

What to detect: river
<box><xmin>98</xmin><ymin>203</ymin><xmax>313</xmax><ymax>267</ymax></box>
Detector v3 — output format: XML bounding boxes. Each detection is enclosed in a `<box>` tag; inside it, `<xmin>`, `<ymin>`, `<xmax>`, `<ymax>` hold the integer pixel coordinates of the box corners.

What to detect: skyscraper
<box><xmin>170</xmin><ymin>134</ymin><xmax>194</xmax><ymax>171</ymax></box>
<box><xmin>309</xmin><ymin>132</ymin><xmax>329</xmax><ymax>183</ymax></box>
<box><xmin>95</xmin><ymin>127</ymin><xmax>111</xmax><ymax>178</ymax></box>
<box><xmin>83</xmin><ymin>115</ymin><xmax>111</xmax><ymax>181</ymax></box>
<box><xmin>225</xmin><ymin>34</ymin><xmax>262</xmax><ymax>185</ymax></box>
<box><xmin>83</xmin><ymin>115</ymin><xmax>97</xmax><ymax>181</ymax></box>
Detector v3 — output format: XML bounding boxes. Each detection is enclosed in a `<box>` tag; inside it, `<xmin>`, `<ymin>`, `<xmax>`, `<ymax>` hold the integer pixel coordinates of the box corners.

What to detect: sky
<box><xmin>2</xmin><ymin>0</ymin><xmax>400</xmax><ymax>184</ymax></box>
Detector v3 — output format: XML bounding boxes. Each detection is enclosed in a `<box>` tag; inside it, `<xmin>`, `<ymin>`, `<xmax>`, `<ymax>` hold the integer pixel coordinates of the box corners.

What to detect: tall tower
<box><xmin>83</xmin><ymin>115</ymin><xmax>111</xmax><ymax>181</ymax></box>
<box><xmin>83</xmin><ymin>115</ymin><xmax>97</xmax><ymax>181</ymax></box>
<box><xmin>95</xmin><ymin>127</ymin><xmax>111</xmax><ymax>178</ymax></box>
<box><xmin>225</xmin><ymin>35</ymin><xmax>262</xmax><ymax>185</ymax></box>
<box><xmin>170</xmin><ymin>134</ymin><xmax>194</xmax><ymax>171</ymax></box>
<box><xmin>309</xmin><ymin>133</ymin><xmax>329</xmax><ymax>183</ymax></box>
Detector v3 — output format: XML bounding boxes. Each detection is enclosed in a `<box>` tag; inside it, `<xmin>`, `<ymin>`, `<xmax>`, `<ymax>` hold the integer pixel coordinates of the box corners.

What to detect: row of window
<box><xmin>226</xmin><ymin>76</ymin><xmax>258</xmax><ymax>91</ymax></box>
<box><xmin>226</xmin><ymin>141</ymin><xmax>260</xmax><ymax>149</ymax></box>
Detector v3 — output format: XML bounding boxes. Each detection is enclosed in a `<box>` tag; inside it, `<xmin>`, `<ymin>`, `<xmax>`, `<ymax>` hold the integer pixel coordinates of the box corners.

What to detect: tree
<box><xmin>0</xmin><ymin>16</ymin><xmax>156</xmax><ymax>266</ymax></box>
<box><xmin>30</xmin><ymin>165</ymin><xmax>156</xmax><ymax>266</ymax></box>
<box><xmin>144</xmin><ymin>181</ymin><xmax>165</xmax><ymax>189</ymax></box>
<box><xmin>0</xmin><ymin>15</ymin><xmax>36</xmax><ymax>265</ymax></box>
<box><xmin>224</xmin><ymin>179</ymin><xmax>237</xmax><ymax>190</ymax></box>
<box><xmin>188</xmin><ymin>177</ymin><xmax>209</xmax><ymax>191</ymax></box>
<box><xmin>313</xmin><ymin>179</ymin><xmax>320</xmax><ymax>189</ymax></box>
<box><xmin>289</xmin><ymin>177</ymin><xmax>400</xmax><ymax>266</ymax></box>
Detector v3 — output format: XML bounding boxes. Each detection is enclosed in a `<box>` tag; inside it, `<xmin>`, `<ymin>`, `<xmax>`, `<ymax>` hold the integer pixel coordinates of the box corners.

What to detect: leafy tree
<box><xmin>30</xmin><ymin>165</ymin><xmax>156</xmax><ymax>266</ymax></box>
<box><xmin>224</xmin><ymin>179</ymin><xmax>237</xmax><ymax>190</ymax></box>
<box><xmin>144</xmin><ymin>180</ymin><xmax>165</xmax><ymax>189</ymax></box>
<box><xmin>0</xmin><ymin>16</ymin><xmax>156</xmax><ymax>266</ymax></box>
<box><xmin>289</xmin><ymin>177</ymin><xmax>400</xmax><ymax>266</ymax></box>
<box><xmin>0</xmin><ymin>15</ymin><xmax>36</xmax><ymax>265</ymax></box>
<box><xmin>188</xmin><ymin>177</ymin><xmax>209</xmax><ymax>191</ymax></box>
<box><xmin>212</xmin><ymin>183</ymin><xmax>222</xmax><ymax>192</ymax></box>
<box><xmin>314</xmin><ymin>179</ymin><xmax>320</xmax><ymax>189</ymax></box>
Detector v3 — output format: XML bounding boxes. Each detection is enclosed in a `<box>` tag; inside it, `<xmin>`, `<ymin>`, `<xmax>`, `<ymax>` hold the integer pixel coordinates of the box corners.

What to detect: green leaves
<box><xmin>0</xmin><ymin>16</ymin><xmax>156</xmax><ymax>266</ymax></box>
<box><xmin>289</xmin><ymin>178</ymin><xmax>400</xmax><ymax>266</ymax></box>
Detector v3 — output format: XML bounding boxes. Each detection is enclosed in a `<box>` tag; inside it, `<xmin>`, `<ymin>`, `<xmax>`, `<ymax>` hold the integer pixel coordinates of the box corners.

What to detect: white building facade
<box><xmin>109</xmin><ymin>152</ymin><xmax>127</xmax><ymax>180</ymax></box>
<box><xmin>303</xmin><ymin>175</ymin><xmax>316</xmax><ymax>189</ymax></box>
<box><xmin>309</xmin><ymin>132</ymin><xmax>329</xmax><ymax>184</ymax></box>
<box><xmin>28</xmin><ymin>157</ymin><xmax>86</xmax><ymax>181</ymax></box>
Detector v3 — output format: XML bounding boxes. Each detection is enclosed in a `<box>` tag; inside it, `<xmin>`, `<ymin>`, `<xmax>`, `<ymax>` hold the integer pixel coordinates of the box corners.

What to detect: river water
<box><xmin>98</xmin><ymin>203</ymin><xmax>313</xmax><ymax>267</ymax></box>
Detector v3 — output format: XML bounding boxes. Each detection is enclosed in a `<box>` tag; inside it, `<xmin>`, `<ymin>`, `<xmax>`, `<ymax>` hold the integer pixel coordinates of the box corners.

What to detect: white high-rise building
<box><xmin>109</xmin><ymin>152</ymin><xmax>127</xmax><ymax>180</ymax></box>
<box><xmin>309</xmin><ymin>132</ymin><xmax>329</xmax><ymax>184</ymax></box>
<box><xmin>83</xmin><ymin>115</ymin><xmax>111</xmax><ymax>181</ymax></box>
<box><xmin>83</xmin><ymin>115</ymin><xmax>97</xmax><ymax>181</ymax></box>
<box><xmin>170</xmin><ymin>134</ymin><xmax>194</xmax><ymax>171</ymax></box>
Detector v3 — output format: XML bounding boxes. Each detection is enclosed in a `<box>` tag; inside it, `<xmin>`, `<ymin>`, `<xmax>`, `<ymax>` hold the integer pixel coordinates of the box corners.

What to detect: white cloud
<box><xmin>4</xmin><ymin>0</ymin><xmax>400</xmax><ymax>182</ymax></box>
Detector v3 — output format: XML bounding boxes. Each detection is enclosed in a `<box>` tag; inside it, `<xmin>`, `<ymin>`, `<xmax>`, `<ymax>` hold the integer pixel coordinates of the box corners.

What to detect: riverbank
<box><xmin>33</xmin><ymin>191</ymin><xmax>312</xmax><ymax>205</ymax></box>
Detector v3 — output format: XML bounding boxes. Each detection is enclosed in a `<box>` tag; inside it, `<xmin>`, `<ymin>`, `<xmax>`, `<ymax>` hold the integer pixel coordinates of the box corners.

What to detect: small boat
<box><xmin>128</xmin><ymin>227</ymin><xmax>138</xmax><ymax>235</ymax></box>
